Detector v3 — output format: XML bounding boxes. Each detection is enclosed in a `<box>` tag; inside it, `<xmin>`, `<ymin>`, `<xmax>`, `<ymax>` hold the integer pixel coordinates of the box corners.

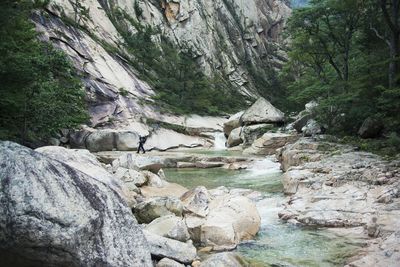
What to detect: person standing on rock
<box><xmin>137</xmin><ymin>136</ymin><xmax>147</xmax><ymax>154</ymax></box>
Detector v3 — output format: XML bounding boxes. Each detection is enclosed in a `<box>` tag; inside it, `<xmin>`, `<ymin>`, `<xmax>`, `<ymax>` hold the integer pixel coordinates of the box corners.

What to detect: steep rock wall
<box><xmin>33</xmin><ymin>0</ymin><xmax>290</xmax><ymax>127</ymax></box>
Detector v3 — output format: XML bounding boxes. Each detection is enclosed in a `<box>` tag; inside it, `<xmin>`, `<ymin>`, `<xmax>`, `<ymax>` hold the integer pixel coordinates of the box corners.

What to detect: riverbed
<box><xmin>164</xmin><ymin>152</ymin><xmax>363</xmax><ymax>267</ymax></box>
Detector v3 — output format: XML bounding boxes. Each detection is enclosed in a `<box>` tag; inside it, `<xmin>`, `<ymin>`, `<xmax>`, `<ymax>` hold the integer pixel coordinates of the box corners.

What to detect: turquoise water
<box><xmin>164</xmin><ymin>160</ymin><xmax>362</xmax><ymax>267</ymax></box>
<box><xmin>169</xmin><ymin>148</ymin><xmax>244</xmax><ymax>157</ymax></box>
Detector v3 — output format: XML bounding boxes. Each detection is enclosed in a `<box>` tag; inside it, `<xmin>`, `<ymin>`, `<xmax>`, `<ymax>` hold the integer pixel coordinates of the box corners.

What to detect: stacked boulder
<box><xmin>224</xmin><ymin>97</ymin><xmax>285</xmax><ymax>148</ymax></box>
<box><xmin>224</xmin><ymin>97</ymin><xmax>299</xmax><ymax>155</ymax></box>
<box><xmin>0</xmin><ymin>142</ymin><xmax>259</xmax><ymax>266</ymax></box>
<box><xmin>291</xmin><ymin>101</ymin><xmax>324</xmax><ymax>137</ymax></box>
<box><xmin>110</xmin><ymin>153</ymin><xmax>261</xmax><ymax>264</ymax></box>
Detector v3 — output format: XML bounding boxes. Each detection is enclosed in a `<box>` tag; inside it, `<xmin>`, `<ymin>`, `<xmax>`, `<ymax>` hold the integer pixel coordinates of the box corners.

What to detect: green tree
<box><xmin>283</xmin><ymin>0</ymin><xmax>400</xmax><ymax>134</ymax></box>
<box><xmin>0</xmin><ymin>0</ymin><xmax>88</xmax><ymax>145</ymax></box>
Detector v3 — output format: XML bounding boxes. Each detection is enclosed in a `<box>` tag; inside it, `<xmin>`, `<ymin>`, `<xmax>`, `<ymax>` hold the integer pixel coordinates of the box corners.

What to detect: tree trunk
<box><xmin>388</xmin><ymin>32</ymin><xmax>399</xmax><ymax>88</ymax></box>
<box><xmin>381</xmin><ymin>0</ymin><xmax>399</xmax><ymax>88</ymax></box>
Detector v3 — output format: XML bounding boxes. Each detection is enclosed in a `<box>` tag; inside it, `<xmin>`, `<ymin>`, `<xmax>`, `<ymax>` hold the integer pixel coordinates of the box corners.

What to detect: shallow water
<box><xmin>169</xmin><ymin>148</ymin><xmax>243</xmax><ymax>157</ymax></box>
<box><xmin>164</xmin><ymin>158</ymin><xmax>362</xmax><ymax>267</ymax></box>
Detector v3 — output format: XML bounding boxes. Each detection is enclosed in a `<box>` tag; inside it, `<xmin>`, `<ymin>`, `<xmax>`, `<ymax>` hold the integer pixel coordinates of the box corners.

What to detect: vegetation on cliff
<box><xmin>0</xmin><ymin>0</ymin><xmax>88</xmax><ymax>145</ymax></box>
<box><xmin>105</xmin><ymin>7</ymin><xmax>247</xmax><ymax>115</ymax></box>
<box><xmin>282</xmin><ymin>0</ymin><xmax>400</xmax><ymax>136</ymax></box>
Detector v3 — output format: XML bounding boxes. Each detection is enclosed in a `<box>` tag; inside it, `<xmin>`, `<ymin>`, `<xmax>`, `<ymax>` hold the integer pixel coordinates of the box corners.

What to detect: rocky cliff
<box><xmin>32</xmin><ymin>0</ymin><xmax>290</xmax><ymax>128</ymax></box>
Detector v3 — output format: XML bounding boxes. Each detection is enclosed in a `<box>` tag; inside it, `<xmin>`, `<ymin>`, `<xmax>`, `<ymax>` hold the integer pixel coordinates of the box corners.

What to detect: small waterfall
<box><xmin>213</xmin><ymin>132</ymin><xmax>226</xmax><ymax>150</ymax></box>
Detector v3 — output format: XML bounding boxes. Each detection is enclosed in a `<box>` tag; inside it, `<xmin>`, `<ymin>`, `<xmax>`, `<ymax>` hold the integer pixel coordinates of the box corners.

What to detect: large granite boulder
<box><xmin>243</xmin><ymin>133</ymin><xmax>299</xmax><ymax>155</ymax></box>
<box><xmin>115</xmin><ymin>131</ymin><xmax>140</xmax><ymax>151</ymax></box>
<box><xmin>35</xmin><ymin>146</ymin><xmax>118</xmax><ymax>187</ymax></box>
<box><xmin>181</xmin><ymin>186</ymin><xmax>211</xmax><ymax>218</ymax></box>
<box><xmin>69</xmin><ymin>127</ymin><xmax>93</xmax><ymax>148</ymax></box>
<box><xmin>292</xmin><ymin>112</ymin><xmax>312</xmax><ymax>133</ymax></box>
<box><xmin>358</xmin><ymin>117</ymin><xmax>384</xmax><ymax>139</ymax></box>
<box><xmin>134</xmin><ymin>196</ymin><xmax>183</xmax><ymax>223</ymax></box>
<box><xmin>302</xmin><ymin>119</ymin><xmax>322</xmax><ymax>137</ymax></box>
<box><xmin>200</xmin><ymin>195</ymin><xmax>261</xmax><ymax>250</ymax></box>
<box><xmin>35</xmin><ymin>146</ymin><xmax>138</xmax><ymax>206</ymax></box>
<box><xmin>0</xmin><ymin>141</ymin><xmax>152</xmax><ymax>267</ymax></box>
<box><xmin>240</xmin><ymin>123</ymin><xmax>274</xmax><ymax>147</ymax></box>
<box><xmin>223</xmin><ymin>111</ymin><xmax>244</xmax><ymax>137</ymax></box>
<box><xmin>146</xmin><ymin>128</ymin><xmax>206</xmax><ymax>151</ymax></box>
<box><xmin>182</xmin><ymin>188</ymin><xmax>260</xmax><ymax>251</ymax></box>
<box><xmin>240</xmin><ymin>97</ymin><xmax>284</xmax><ymax>126</ymax></box>
<box><xmin>85</xmin><ymin>129</ymin><xmax>115</xmax><ymax>152</ymax></box>
<box><xmin>145</xmin><ymin>215</ymin><xmax>191</xmax><ymax>242</ymax></box>
<box><xmin>227</xmin><ymin>127</ymin><xmax>243</xmax><ymax>148</ymax></box>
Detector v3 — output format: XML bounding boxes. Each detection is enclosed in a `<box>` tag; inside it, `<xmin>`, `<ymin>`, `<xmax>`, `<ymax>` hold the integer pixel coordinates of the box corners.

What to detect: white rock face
<box><xmin>33</xmin><ymin>10</ymin><xmax>155</xmax><ymax>128</ymax></box>
<box><xmin>0</xmin><ymin>142</ymin><xmax>152</xmax><ymax>266</ymax></box>
<box><xmin>32</xmin><ymin>0</ymin><xmax>291</xmax><ymax>129</ymax></box>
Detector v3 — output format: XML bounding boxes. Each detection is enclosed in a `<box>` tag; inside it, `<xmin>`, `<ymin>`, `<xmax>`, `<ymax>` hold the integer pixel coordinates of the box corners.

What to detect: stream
<box><xmin>164</xmin><ymin>150</ymin><xmax>363</xmax><ymax>267</ymax></box>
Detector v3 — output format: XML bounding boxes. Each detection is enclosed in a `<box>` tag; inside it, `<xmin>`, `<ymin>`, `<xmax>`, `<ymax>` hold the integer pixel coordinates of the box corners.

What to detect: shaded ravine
<box><xmin>164</xmin><ymin>154</ymin><xmax>364</xmax><ymax>267</ymax></box>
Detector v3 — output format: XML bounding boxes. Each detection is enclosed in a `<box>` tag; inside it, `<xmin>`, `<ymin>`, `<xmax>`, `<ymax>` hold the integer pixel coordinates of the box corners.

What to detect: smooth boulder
<box><xmin>145</xmin><ymin>215</ymin><xmax>191</xmax><ymax>242</ymax></box>
<box><xmin>0</xmin><ymin>141</ymin><xmax>152</xmax><ymax>267</ymax></box>
<box><xmin>144</xmin><ymin>231</ymin><xmax>197</xmax><ymax>264</ymax></box>
<box><xmin>85</xmin><ymin>129</ymin><xmax>115</xmax><ymax>152</ymax></box>
<box><xmin>240</xmin><ymin>97</ymin><xmax>284</xmax><ymax>125</ymax></box>
<box><xmin>115</xmin><ymin>131</ymin><xmax>140</xmax><ymax>151</ymax></box>
<box><xmin>134</xmin><ymin>196</ymin><xmax>183</xmax><ymax>223</ymax></box>
<box><xmin>227</xmin><ymin>127</ymin><xmax>243</xmax><ymax>148</ymax></box>
<box><xmin>200</xmin><ymin>195</ymin><xmax>260</xmax><ymax>250</ymax></box>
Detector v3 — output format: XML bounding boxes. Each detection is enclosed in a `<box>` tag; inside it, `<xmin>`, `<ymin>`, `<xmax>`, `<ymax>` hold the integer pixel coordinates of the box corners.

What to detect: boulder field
<box><xmin>0</xmin><ymin>142</ymin><xmax>261</xmax><ymax>266</ymax></box>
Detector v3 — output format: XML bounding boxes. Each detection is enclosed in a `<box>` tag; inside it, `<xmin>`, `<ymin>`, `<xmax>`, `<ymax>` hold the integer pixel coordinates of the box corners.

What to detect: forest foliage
<box><xmin>281</xmin><ymin>0</ymin><xmax>400</xmax><ymax>136</ymax></box>
<box><xmin>0</xmin><ymin>0</ymin><xmax>88</xmax><ymax>145</ymax></box>
<box><xmin>108</xmin><ymin>8</ymin><xmax>247</xmax><ymax>115</ymax></box>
